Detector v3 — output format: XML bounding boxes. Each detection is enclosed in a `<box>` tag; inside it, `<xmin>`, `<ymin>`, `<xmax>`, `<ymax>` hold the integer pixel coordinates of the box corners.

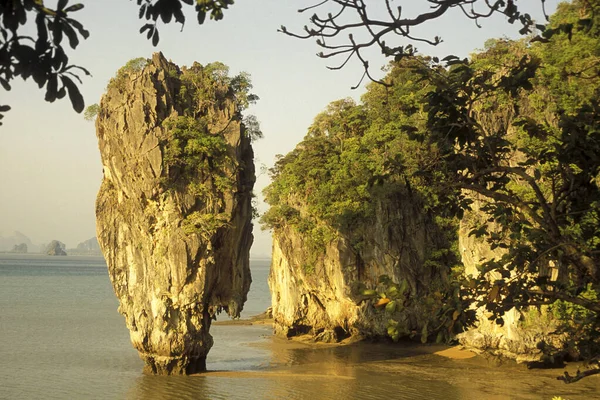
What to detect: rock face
<box><xmin>95</xmin><ymin>53</ymin><xmax>255</xmax><ymax>374</ymax></box>
<box><xmin>269</xmin><ymin>192</ymin><xmax>453</xmax><ymax>341</ymax></box>
<box><xmin>46</xmin><ymin>240</ymin><xmax>66</xmax><ymax>256</ymax></box>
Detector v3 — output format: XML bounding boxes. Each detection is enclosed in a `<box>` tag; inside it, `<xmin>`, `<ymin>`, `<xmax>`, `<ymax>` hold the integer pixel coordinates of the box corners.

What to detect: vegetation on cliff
<box><xmin>263</xmin><ymin>0</ymin><xmax>600</xmax><ymax>378</ymax></box>
<box><xmin>101</xmin><ymin>56</ymin><xmax>259</xmax><ymax>240</ymax></box>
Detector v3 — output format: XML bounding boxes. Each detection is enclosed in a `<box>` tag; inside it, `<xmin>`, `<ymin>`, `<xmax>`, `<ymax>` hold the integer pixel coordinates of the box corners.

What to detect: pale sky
<box><xmin>0</xmin><ymin>0</ymin><xmax>559</xmax><ymax>256</ymax></box>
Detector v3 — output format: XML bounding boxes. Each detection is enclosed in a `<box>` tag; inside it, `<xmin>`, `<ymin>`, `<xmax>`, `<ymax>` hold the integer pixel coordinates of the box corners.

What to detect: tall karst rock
<box><xmin>95</xmin><ymin>53</ymin><xmax>255</xmax><ymax>374</ymax></box>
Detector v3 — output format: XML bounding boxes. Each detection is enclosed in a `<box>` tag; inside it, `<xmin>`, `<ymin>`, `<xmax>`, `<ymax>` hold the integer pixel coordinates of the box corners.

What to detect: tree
<box><xmin>0</xmin><ymin>0</ymin><xmax>564</xmax><ymax>125</ymax></box>
<box><xmin>280</xmin><ymin>0</ymin><xmax>552</xmax><ymax>87</ymax></box>
<box><xmin>417</xmin><ymin>1</ymin><xmax>600</xmax><ymax>381</ymax></box>
<box><xmin>0</xmin><ymin>0</ymin><xmax>234</xmax><ymax>124</ymax></box>
<box><xmin>0</xmin><ymin>0</ymin><xmax>90</xmax><ymax>125</ymax></box>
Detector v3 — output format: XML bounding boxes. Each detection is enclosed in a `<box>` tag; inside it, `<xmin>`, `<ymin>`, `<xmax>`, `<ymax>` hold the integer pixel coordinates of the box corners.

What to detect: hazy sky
<box><xmin>0</xmin><ymin>0</ymin><xmax>559</xmax><ymax>255</ymax></box>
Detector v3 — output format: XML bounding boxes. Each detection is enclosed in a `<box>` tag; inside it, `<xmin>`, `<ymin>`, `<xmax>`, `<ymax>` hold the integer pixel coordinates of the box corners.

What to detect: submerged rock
<box><xmin>46</xmin><ymin>240</ymin><xmax>66</xmax><ymax>256</ymax></box>
<box><xmin>95</xmin><ymin>53</ymin><xmax>255</xmax><ymax>374</ymax></box>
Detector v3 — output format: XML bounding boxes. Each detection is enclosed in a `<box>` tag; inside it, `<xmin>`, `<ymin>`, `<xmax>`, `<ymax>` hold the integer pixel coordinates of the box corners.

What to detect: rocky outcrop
<box><xmin>269</xmin><ymin>191</ymin><xmax>454</xmax><ymax>342</ymax></box>
<box><xmin>11</xmin><ymin>243</ymin><xmax>27</xmax><ymax>253</ymax></box>
<box><xmin>76</xmin><ymin>237</ymin><xmax>100</xmax><ymax>252</ymax></box>
<box><xmin>95</xmin><ymin>53</ymin><xmax>255</xmax><ymax>374</ymax></box>
<box><xmin>46</xmin><ymin>240</ymin><xmax>66</xmax><ymax>256</ymax></box>
<box><xmin>69</xmin><ymin>237</ymin><xmax>102</xmax><ymax>256</ymax></box>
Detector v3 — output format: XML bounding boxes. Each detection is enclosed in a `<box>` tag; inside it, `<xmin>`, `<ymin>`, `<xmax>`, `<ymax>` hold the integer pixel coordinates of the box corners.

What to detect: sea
<box><xmin>1</xmin><ymin>254</ymin><xmax>599</xmax><ymax>400</ymax></box>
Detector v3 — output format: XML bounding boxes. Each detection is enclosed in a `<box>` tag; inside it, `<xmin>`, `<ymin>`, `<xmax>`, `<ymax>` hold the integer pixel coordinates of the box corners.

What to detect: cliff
<box><xmin>95</xmin><ymin>53</ymin><xmax>255</xmax><ymax>374</ymax></box>
<box><xmin>269</xmin><ymin>191</ymin><xmax>457</xmax><ymax>342</ymax></box>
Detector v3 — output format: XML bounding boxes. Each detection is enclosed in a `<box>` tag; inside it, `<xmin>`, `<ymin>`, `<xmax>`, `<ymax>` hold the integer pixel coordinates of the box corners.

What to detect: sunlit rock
<box><xmin>95</xmin><ymin>53</ymin><xmax>255</xmax><ymax>374</ymax></box>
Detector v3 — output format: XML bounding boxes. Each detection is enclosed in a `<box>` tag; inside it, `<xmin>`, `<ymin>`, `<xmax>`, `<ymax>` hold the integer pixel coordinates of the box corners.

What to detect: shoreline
<box><xmin>213</xmin><ymin>311</ymin><xmax>274</xmax><ymax>327</ymax></box>
<box><xmin>194</xmin><ymin>326</ymin><xmax>600</xmax><ymax>399</ymax></box>
<box><xmin>214</xmin><ymin>311</ymin><xmax>479</xmax><ymax>360</ymax></box>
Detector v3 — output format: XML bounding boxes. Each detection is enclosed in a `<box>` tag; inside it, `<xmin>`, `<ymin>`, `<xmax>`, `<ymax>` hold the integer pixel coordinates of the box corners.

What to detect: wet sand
<box><xmin>213</xmin><ymin>311</ymin><xmax>274</xmax><ymax>326</ymax></box>
<box><xmin>208</xmin><ymin>315</ymin><xmax>599</xmax><ymax>400</ymax></box>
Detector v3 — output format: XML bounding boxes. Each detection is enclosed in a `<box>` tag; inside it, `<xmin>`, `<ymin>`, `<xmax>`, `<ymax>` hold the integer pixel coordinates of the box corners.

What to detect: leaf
<box><xmin>197</xmin><ymin>10</ymin><xmax>206</xmax><ymax>24</ymax></box>
<box><xmin>452</xmin><ymin>310</ymin><xmax>460</xmax><ymax>321</ymax></box>
<box><xmin>61</xmin><ymin>76</ymin><xmax>84</xmax><ymax>113</ymax></box>
<box><xmin>140</xmin><ymin>23</ymin><xmax>152</xmax><ymax>34</ymax></box>
<box><xmin>442</xmin><ymin>55</ymin><xmax>459</xmax><ymax>62</ymax></box>
<box><xmin>64</xmin><ymin>64</ymin><xmax>91</xmax><ymax>77</ymax></box>
<box><xmin>31</xmin><ymin>67</ymin><xmax>47</xmax><ymax>88</ymax></box>
<box><xmin>56</xmin><ymin>86</ymin><xmax>66</xmax><ymax>99</ymax></box>
<box><xmin>0</xmin><ymin>105</ymin><xmax>11</xmax><ymax>112</ymax></box>
<box><xmin>57</xmin><ymin>0</ymin><xmax>69</xmax><ymax>11</ymax></box>
<box><xmin>139</xmin><ymin>4</ymin><xmax>147</xmax><ymax>19</ymax></box>
<box><xmin>0</xmin><ymin>77</ymin><xmax>11</xmax><ymax>91</ymax></box>
<box><xmin>35</xmin><ymin>13</ymin><xmax>48</xmax><ymax>52</ymax></box>
<box><xmin>62</xmin><ymin>23</ymin><xmax>79</xmax><ymax>49</ymax></box>
<box><xmin>152</xmin><ymin>30</ymin><xmax>159</xmax><ymax>46</ymax></box>
<box><xmin>385</xmin><ymin>300</ymin><xmax>397</xmax><ymax>314</ymax></box>
<box><xmin>45</xmin><ymin>74</ymin><xmax>58</xmax><ymax>102</ymax></box>
<box><xmin>160</xmin><ymin>5</ymin><xmax>172</xmax><ymax>23</ymax></box>
<box><xmin>64</xmin><ymin>4</ymin><xmax>84</xmax><ymax>13</ymax></box>
<box><xmin>487</xmin><ymin>285</ymin><xmax>500</xmax><ymax>302</ymax></box>
<box><xmin>53</xmin><ymin>20</ymin><xmax>63</xmax><ymax>45</ymax></box>
<box><xmin>398</xmin><ymin>279</ymin><xmax>408</xmax><ymax>296</ymax></box>
<box><xmin>375</xmin><ymin>297</ymin><xmax>391</xmax><ymax>308</ymax></box>
<box><xmin>67</xmin><ymin>18</ymin><xmax>90</xmax><ymax>39</ymax></box>
<box><xmin>173</xmin><ymin>7</ymin><xmax>185</xmax><ymax>25</ymax></box>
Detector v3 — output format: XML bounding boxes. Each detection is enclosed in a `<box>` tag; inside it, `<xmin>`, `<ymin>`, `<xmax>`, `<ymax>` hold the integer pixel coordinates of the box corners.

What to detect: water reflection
<box><xmin>120</xmin><ymin>329</ymin><xmax>600</xmax><ymax>400</ymax></box>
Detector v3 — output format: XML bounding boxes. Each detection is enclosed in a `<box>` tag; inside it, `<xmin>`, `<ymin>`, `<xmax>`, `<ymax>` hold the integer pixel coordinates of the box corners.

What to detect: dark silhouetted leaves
<box><xmin>61</xmin><ymin>75</ymin><xmax>84</xmax><ymax>113</ymax></box>
<box><xmin>0</xmin><ymin>0</ymin><xmax>91</xmax><ymax>121</ymax></box>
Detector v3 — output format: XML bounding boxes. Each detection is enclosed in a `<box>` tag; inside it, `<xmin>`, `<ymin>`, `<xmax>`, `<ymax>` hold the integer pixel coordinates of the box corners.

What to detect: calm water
<box><xmin>0</xmin><ymin>254</ymin><xmax>598</xmax><ymax>399</ymax></box>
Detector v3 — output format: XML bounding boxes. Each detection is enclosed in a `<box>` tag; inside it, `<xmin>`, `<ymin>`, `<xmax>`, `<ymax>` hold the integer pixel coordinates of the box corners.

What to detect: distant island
<box><xmin>0</xmin><ymin>232</ymin><xmax>102</xmax><ymax>256</ymax></box>
<box><xmin>11</xmin><ymin>243</ymin><xmax>27</xmax><ymax>253</ymax></box>
<box><xmin>0</xmin><ymin>231</ymin><xmax>34</xmax><ymax>252</ymax></box>
<box><xmin>68</xmin><ymin>237</ymin><xmax>102</xmax><ymax>256</ymax></box>
<box><xmin>45</xmin><ymin>240</ymin><xmax>67</xmax><ymax>256</ymax></box>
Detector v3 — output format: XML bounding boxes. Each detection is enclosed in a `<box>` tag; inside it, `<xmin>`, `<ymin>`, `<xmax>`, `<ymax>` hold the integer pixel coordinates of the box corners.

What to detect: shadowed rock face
<box><xmin>95</xmin><ymin>53</ymin><xmax>255</xmax><ymax>374</ymax></box>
